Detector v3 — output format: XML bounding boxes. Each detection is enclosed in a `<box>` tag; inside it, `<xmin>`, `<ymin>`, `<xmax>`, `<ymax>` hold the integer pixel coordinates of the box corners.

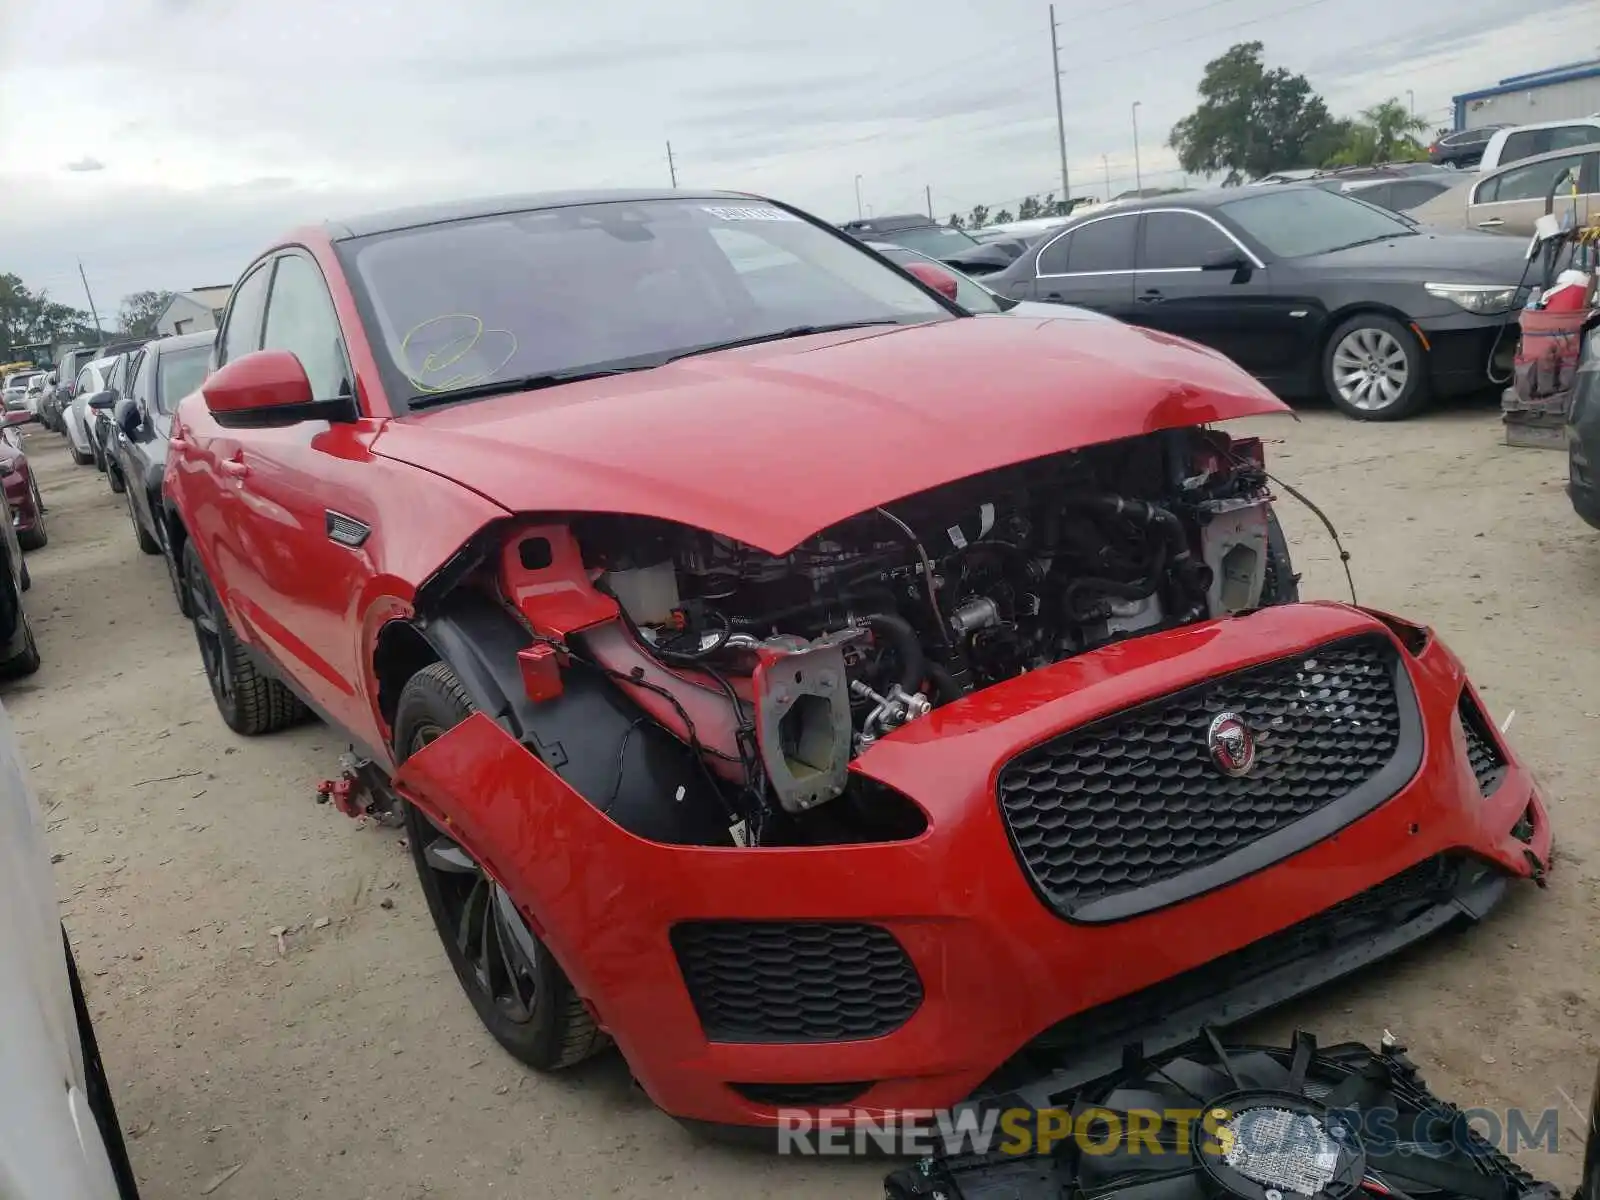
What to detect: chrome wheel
<box><xmin>1331</xmin><ymin>326</ymin><xmax>1409</xmax><ymax>412</ymax></box>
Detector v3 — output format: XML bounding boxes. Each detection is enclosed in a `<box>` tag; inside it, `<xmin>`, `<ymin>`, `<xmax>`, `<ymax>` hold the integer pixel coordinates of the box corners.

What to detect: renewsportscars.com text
<box><xmin>774</xmin><ymin>1104</ymin><xmax>1565</xmax><ymax>1158</ymax></box>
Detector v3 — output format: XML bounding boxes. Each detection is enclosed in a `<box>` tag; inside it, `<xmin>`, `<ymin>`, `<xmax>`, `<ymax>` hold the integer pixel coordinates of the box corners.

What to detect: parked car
<box><xmin>164</xmin><ymin>189</ymin><xmax>1549</xmax><ymax>1132</ymax></box>
<box><xmin>866</xmin><ymin>240</ymin><xmax>1112</xmax><ymax>322</ymax></box>
<box><xmin>0</xmin><ymin>426</ymin><xmax>39</xmax><ymax>676</ymax></box>
<box><xmin>24</xmin><ymin>373</ymin><xmax>48</xmax><ymax>418</ymax></box>
<box><xmin>1428</xmin><ymin>124</ymin><xmax>1510</xmax><ymax>169</ymax></box>
<box><xmin>85</xmin><ymin>343</ymin><xmax>143</xmax><ymax>483</ymax></box>
<box><xmin>1336</xmin><ymin>175</ymin><xmax>1459</xmax><ymax>214</ymax></box>
<box><xmin>109</xmin><ymin>331</ymin><xmax>213</xmax><ymax>599</ymax></box>
<box><xmin>43</xmin><ymin>346</ymin><xmax>102</xmax><ymax>433</ymax></box>
<box><xmin>983</xmin><ymin>184</ymin><xmax>1532</xmax><ymax>420</ymax></box>
<box><xmin>2</xmin><ymin>370</ymin><xmax>43</xmax><ymax>413</ymax></box>
<box><xmin>1454</xmin><ymin>143</ymin><xmax>1597</xmax><ymax>237</ymax></box>
<box><xmin>0</xmin><ymin>696</ymin><xmax>139</xmax><ymax>1198</ymax></box>
<box><xmin>62</xmin><ymin>357</ymin><xmax>114</xmax><ymax>465</ymax></box>
<box><xmin>1568</xmin><ymin>324</ymin><xmax>1600</xmax><ymax>532</ymax></box>
<box><xmin>0</xmin><ymin>427</ymin><xmax>49</xmax><ymax>551</ymax></box>
<box><xmin>1479</xmin><ymin>116</ymin><xmax>1600</xmax><ymax>172</ymax></box>
<box><xmin>839</xmin><ymin>213</ymin><xmax>1018</xmax><ymax>275</ymax></box>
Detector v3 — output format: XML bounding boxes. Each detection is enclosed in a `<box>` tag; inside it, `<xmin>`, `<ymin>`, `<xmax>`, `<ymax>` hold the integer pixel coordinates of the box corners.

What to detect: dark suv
<box><xmin>1428</xmin><ymin>125</ymin><xmax>1508</xmax><ymax>169</ymax></box>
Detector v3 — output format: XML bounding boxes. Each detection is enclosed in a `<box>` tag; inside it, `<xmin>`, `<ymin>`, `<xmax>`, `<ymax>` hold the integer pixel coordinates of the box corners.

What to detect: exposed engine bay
<box><xmin>524</xmin><ymin>428</ymin><xmax>1287</xmax><ymax>843</ymax></box>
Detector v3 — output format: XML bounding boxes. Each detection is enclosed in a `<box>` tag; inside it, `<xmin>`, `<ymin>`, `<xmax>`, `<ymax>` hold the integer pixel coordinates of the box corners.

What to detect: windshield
<box><xmin>879</xmin><ymin>225</ymin><xmax>979</xmax><ymax>257</ymax></box>
<box><xmin>877</xmin><ymin>247</ymin><xmax>1002</xmax><ymax>314</ymax></box>
<box><xmin>157</xmin><ymin>344</ymin><xmax>211</xmax><ymax>414</ymax></box>
<box><xmin>342</xmin><ymin>198</ymin><xmax>952</xmax><ymax>406</ymax></box>
<box><xmin>1219</xmin><ymin>187</ymin><xmax>1414</xmax><ymax>258</ymax></box>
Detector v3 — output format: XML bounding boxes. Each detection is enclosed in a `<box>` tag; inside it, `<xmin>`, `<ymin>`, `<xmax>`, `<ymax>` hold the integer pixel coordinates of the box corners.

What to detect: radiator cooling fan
<box><xmin>885</xmin><ymin>1031</ymin><xmax>1562</xmax><ymax>1200</ymax></box>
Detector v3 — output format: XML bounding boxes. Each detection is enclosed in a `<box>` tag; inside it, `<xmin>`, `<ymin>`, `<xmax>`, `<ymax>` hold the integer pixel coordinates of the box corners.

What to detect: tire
<box><xmin>63</xmin><ymin>929</ymin><xmax>141</xmax><ymax>1200</ymax></box>
<box><xmin>70</xmin><ymin>444</ymin><xmax>94</xmax><ymax>466</ymax></box>
<box><xmin>107</xmin><ymin>461</ymin><xmax>126</xmax><ymax>495</ymax></box>
<box><xmin>181</xmin><ymin>538</ymin><xmax>305</xmax><ymax>734</ymax></box>
<box><xmin>397</xmin><ymin>661</ymin><xmax>608</xmax><ymax>1072</ymax></box>
<box><xmin>1</xmin><ymin>612</ymin><xmax>41</xmax><ymax>678</ymax></box>
<box><xmin>1322</xmin><ymin>313</ymin><xmax>1429</xmax><ymax>421</ymax></box>
<box><xmin>91</xmin><ymin>438</ymin><xmax>107</xmax><ymax>473</ymax></box>
<box><xmin>19</xmin><ymin>559</ymin><xmax>29</xmax><ymax>592</ymax></box>
<box><xmin>18</xmin><ymin>479</ymin><xmax>47</xmax><ymax>551</ymax></box>
<box><xmin>127</xmin><ymin>488</ymin><xmax>160</xmax><ymax>555</ymax></box>
<box><xmin>1260</xmin><ymin>508</ymin><xmax>1301</xmax><ymax>605</ymax></box>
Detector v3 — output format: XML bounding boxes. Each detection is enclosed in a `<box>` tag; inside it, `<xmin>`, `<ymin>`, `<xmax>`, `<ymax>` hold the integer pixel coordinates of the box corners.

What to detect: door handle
<box><xmin>1476</xmin><ymin>218</ymin><xmax>1504</xmax><ymax>228</ymax></box>
<box><xmin>1044</xmin><ymin>292</ymin><xmax>1064</xmax><ymax>301</ymax></box>
<box><xmin>1137</xmin><ymin>290</ymin><xmax>1164</xmax><ymax>304</ymax></box>
<box><xmin>221</xmin><ymin>455</ymin><xmax>248</xmax><ymax>479</ymax></box>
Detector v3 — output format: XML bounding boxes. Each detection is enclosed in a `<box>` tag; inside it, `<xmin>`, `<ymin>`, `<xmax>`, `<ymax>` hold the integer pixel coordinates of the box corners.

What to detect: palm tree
<box><xmin>1324</xmin><ymin>97</ymin><xmax>1431</xmax><ymax>166</ymax></box>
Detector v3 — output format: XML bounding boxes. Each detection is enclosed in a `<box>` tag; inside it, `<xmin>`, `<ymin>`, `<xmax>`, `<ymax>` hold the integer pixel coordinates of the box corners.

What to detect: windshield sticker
<box><xmin>400</xmin><ymin>313</ymin><xmax>518</xmax><ymax>393</ymax></box>
<box><xmin>700</xmin><ymin>205</ymin><xmax>800</xmax><ymax>222</ymax></box>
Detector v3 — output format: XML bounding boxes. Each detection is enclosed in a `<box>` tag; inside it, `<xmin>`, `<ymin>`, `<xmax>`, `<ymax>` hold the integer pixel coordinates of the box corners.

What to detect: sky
<box><xmin>1</xmin><ymin>0</ymin><xmax>1597</xmax><ymax>320</ymax></box>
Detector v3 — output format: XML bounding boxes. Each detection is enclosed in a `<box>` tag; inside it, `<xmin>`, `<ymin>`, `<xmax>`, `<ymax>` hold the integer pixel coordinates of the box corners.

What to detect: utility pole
<box><xmin>1406</xmin><ymin>89</ymin><xmax>1415</xmax><ymax>117</ymax></box>
<box><xmin>666</xmin><ymin>140</ymin><xmax>678</xmax><ymax>188</ymax></box>
<box><xmin>1131</xmin><ymin>101</ymin><xmax>1143</xmax><ymax>192</ymax></box>
<box><xmin>1049</xmin><ymin>5</ymin><xmax>1071</xmax><ymax>205</ymax></box>
<box><xmin>925</xmin><ymin>184</ymin><xmax>933</xmax><ymax>220</ymax></box>
<box><xmin>77</xmin><ymin>259</ymin><xmax>103</xmax><ymax>337</ymax></box>
<box><xmin>854</xmin><ymin>174</ymin><xmax>864</xmax><ymax>220</ymax></box>
<box><xmin>1102</xmin><ymin>154</ymin><xmax>1111</xmax><ymax>201</ymax></box>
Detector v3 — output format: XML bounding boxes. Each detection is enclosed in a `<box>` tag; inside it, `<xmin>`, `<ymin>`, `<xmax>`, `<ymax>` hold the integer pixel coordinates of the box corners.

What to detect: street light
<box><xmin>1102</xmin><ymin>153</ymin><xmax>1111</xmax><ymax>201</ymax></box>
<box><xmin>1131</xmin><ymin>101</ymin><xmax>1143</xmax><ymax>193</ymax></box>
<box><xmin>1407</xmin><ymin>89</ymin><xmax>1415</xmax><ymax>117</ymax></box>
<box><xmin>854</xmin><ymin>174</ymin><xmax>864</xmax><ymax>221</ymax></box>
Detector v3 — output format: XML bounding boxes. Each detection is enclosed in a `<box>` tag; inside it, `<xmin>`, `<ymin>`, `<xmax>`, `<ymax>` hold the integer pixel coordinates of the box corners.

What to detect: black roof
<box><xmin>838</xmin><ymin>214</ymin><xmax>941</xmax><ymax>235</ymax></box>
<box><xmin>324</xmin><ymin>188</ymin><xmax>752</xmax><ymax>240</ymax></box>
<box><xmin>149</xmin><ymin>329</ymin><xmax>216</xmax><ymax>355</ymax></box>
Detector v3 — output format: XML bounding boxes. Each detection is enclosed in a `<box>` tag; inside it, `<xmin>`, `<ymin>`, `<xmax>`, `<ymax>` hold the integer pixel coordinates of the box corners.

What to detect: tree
<box><xmin>1168</xmin><ymin>41</ymin><xmax>1341</xmax><ymax>184</ymax></box>
<box><xmin>118</xmin><ymin>290</ymin><xmax>175</xmax><ymax>338</ymax></box>
<box><xmin>993</xmin><ymin>208</ymin><xmax>1014</xmax><ymax>224</ymax></box>
<box><xmin>0</xmin><ymin>273</ymin><xmax>96</xmax><ymax>350</ymax></box>
<box><xmin>1324</xmin><ymin>98</ymin><xmax>1431</xmax><ymax>166</ymax></box>
<box><xmin>967</xmin><ymin>204</ymin><xmax>990</xmax><ymax>229</ymax></box>
<box><xmin>1018</xmin><ymin>195</ymin><xmax>1042</xmax><ymax>220</ymax></box>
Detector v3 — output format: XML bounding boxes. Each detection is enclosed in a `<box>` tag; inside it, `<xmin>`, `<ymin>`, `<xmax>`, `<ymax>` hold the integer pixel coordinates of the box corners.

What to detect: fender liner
<box><xmin>414</xmin><ymin>591</ymin><xmax>731</xmax><ymax>847</ymax></box>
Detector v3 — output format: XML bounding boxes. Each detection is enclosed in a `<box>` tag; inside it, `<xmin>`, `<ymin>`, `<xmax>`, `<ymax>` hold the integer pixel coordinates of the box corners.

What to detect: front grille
<box><xmin>671</xmin><ymin>921</ymin><xmax>922</xmax><ymax>1044</ymax></box>
<box><xmin>1025</xmin><ymin>854</ymin><xmax>1471</xmax><ymax>1059</ymax></box>
<box><xmin>730</xmin><ymin>1081</ymin><xmax>873</xmax><ymax>1106</ymax></box>
<box><xmin>1457</xmin><ymin>691</ymin><xmax>1507</xmax><ymax>796</ymax></box>
<box><xmin>998</xmin><ymin>636</ymin><xmax>1413</xmax><ymax>919</ymax></box>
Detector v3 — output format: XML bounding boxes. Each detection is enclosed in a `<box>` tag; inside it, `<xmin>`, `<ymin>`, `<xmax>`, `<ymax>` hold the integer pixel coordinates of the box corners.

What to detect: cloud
<box><xmin>0</xmin><ymin>0</ymin><xmax>1595</xmax><ymax>309</ymax></box>
<box><xmin>63</xmin><ymin>156</ymin><xmax>105</xmax><ymax>172</ymax></box>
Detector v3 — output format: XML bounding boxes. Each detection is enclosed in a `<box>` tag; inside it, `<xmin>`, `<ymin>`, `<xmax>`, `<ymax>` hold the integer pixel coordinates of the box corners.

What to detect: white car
<box><xmin>62</xmin><ymin>356</ymin><xmax>120</xmax><ymax>467</ymax></box>
<box><xmin>0</xmin><ymin>699</ymin><xmax>140</xmax><ymax>1199</ymax></box>
<box><xmin>1478</xmin><ymin>116</ymin><xmax>1600</xmax><ymax>173</ymax></box>
<box><xmin>2</xmin><ymin>370</ymin><xmax>43</xmax><ymax>413</ymax></box>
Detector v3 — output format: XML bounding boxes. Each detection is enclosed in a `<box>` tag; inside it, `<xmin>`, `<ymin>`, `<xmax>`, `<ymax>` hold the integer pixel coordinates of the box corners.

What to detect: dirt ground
<box><xmin>4</xmin><ymin>399</ymin><xmax>1597</xmax><ymax>1200</ymax></box>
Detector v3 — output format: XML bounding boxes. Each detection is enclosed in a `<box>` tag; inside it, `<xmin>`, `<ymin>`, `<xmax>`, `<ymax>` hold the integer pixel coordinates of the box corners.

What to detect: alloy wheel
<box><xmin>410</xmin><ymin>721</ymin><xmax>541</xmax><ymax>1025</ymax></box>
<box><xmin>1331</xmin><ymin>326</ymin><xmax>1409</xmax><ymax>412</ymax></box>
<box><xmin>186</xmin><ymin>562</ymin><xmax>234</xmax><ymax>704</ymax></box>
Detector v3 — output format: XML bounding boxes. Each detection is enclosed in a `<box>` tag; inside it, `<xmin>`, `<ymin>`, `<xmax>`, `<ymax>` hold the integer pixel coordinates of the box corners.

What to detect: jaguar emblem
<box><xmin>1206</xmin><ymin>711</ymin><xmax>1256</xmax><ymax>777</ymax></box>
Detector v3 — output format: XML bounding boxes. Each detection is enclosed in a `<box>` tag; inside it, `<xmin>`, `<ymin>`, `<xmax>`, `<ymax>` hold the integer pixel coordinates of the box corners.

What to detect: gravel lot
<box><xmin>5</xmin><ymin>402</ymin><xmax>1597</xmax><ymax>1200</ymax></box>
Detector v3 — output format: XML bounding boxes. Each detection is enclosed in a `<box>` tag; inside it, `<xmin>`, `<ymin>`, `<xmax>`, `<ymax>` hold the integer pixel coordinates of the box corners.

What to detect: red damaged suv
<box><xmin>163</xmin><ymin>191</ymin><xmax>1552</xmax><ymax>1130</ymax></box>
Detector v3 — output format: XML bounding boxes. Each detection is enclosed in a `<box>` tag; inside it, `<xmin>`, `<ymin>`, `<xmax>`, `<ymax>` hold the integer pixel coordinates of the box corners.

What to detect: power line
<box><xmin>1093</xmin><ymin>0</ymin><xmax>1338</xmax><ymax>71</ymax></box>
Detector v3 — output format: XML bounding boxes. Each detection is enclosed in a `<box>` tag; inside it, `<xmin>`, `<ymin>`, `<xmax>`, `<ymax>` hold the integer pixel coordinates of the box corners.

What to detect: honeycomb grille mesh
<box><xmin>670</xmin><ymin>921</ymin><xmax>922</xmax><ymax>1043</ymax></box>
<box><xmin>998</xmin><ymin>636</ymin><xmax>1404</xmax><ymax>915</ymax></box>
<box><xmin>1458</xmin><ymin>691</ymin><xmax>1507</xmax><ymax>796</ymax></box>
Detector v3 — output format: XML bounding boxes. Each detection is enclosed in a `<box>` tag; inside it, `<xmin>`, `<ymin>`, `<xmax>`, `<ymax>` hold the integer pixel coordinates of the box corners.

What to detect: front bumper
<box><xmin>395</xmin><ymin>602</ymin><xmax>1551</xmax><ymax>1129</ymax></box>
<box><xmin>1414</xmin><ymin>310</ymin><xmax>1518</xmax><ymax>396</ymax></box>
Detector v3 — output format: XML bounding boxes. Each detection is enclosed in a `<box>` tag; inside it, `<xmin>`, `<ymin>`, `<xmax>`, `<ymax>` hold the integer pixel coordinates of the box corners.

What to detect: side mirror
<box><xmin>904</xmin><ymin>261</ymin><xmax>961</xmax><ymax>302</ymax></box>
<box><xmin>86</xmin><ymin>389</ymin><xmax>118</xmax><ymax>410</ymax></box>
<box><xmin>201</xmin><ymin>350</ymin><xmax>353</xmax><ymax>428</ymax></box>
<box><xmin>114</xmin><ymin>396</ymin><xmax>140</xmax><ymax>438</ymax></box>
<box><xmin>1201</xmin><ymin>251</ymin><xmax>1252</xmax><ymax>273</ymax></box>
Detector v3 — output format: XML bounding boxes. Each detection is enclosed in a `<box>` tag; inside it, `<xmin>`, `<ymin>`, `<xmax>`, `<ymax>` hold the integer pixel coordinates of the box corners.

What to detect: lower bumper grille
<box><xmin>1457</xmin><ymin>690</ymin><xmax>1507</xmax><ymax>796</ymax></box>
<box><xmin>671</xmin><ymin>920</ymin><xmax>923</xmax><ymax>1044</ymax></box>
<box><xmin>990</xmin><ymin>853</ymin><xmax>1501</xmax><ymax>1095</ymax></box>
<box><xmin>998</xmin><ymin>635</ymin><xmax>1420</xmax><ymax>921</ymax></box>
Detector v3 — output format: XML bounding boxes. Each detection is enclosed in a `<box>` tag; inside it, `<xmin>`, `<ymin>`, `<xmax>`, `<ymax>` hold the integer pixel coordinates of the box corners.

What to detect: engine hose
<box><xmin>924</xmin><ymin>662</ymin><xmax>965</xmax><ymax>705</ymax></box>
<box><xmin>863</xmin><ymin>612</ymin><xmax>925</xmax><ymax>696</ymax></box>
<box><xmin>1069</xmin><ymin>495</ymin><xmax>1206</xmax><ymax>609</ymax></box>
<box><xmin>1063</xmin><ymin>541</ymin><xmax>1168</xmax><ymax>618</ymax></box>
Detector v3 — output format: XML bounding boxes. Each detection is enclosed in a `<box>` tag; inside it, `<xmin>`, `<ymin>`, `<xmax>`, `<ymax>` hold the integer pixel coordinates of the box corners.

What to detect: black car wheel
<box><xmin>127</xmin><ymin>488</ymin><xmax>160</xmax><ymax>554</ymax></box>
<box><xmin>1</xmin><ymin>610</ymin><xmax>41</xmax><ymax>678</ymax></box>
<box><xmin>181</xmin><ymin>539</ymin><xmax>305</xmax><ymax>734</ymax></box>
<box><xmin>91</xmin><ymin>437</ymin><xmax>108</xmax><ymax>473</ymax></box>
<box><xmin>107</xmin><ymin>459</ymin><xmax>126</xmax><ymax>495</ymax></box>
<box><xmin>1323</xmin><ymin>313</ymin><xmax>1429</xmax><ymax>421</ymax></box>
<box><xmin>398</xmin><ymin>661</ymin><xmax>608</xmax><ymax>1071</ymax></box>
<box><xmin>160</xmin><ymin>525</ymin><xmax>188</xmax><ymax>616</ymax></box>
<box><xmin>18</xmin><ymin>477</ymin><xmax>47</xmax><ymax>551</ymax></box>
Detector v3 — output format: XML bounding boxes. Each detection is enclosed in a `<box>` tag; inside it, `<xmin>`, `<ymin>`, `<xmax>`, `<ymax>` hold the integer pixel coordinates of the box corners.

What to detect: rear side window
<box><xmin>1040</xmin><ymin>217</ymin><xmax>1138</xmax><ymax>274</ymax></box>
<box><xmin>1387</xmin><ymin>181</ymin><xmax>1449</xmax><ymax>211</ymax></box>
<box><xmin>1348</xmin><ymin>184</ymin><xmax>1395</xmax><ymax>211</ymax></box>
<box><xmin>156</xmin><ymin>344</ymin><xmax>212</xmax><ymax>414</ymax></box>
<box><xmin>1499</xmin><ymin>130</ymin><xmax>1544</xmax><ymax>165</ymax></box>
<box><xmin>1547</xmin><ymin>124</ymin><xmax>1600</xmax><ymax>153</ymax></box>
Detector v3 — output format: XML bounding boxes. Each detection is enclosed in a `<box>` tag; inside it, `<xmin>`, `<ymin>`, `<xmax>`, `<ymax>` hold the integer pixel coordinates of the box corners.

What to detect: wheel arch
<box><xmin>1315</xmin><ymin>302</ymin><xmax>1427</xmax><ymax>365</ymax></box>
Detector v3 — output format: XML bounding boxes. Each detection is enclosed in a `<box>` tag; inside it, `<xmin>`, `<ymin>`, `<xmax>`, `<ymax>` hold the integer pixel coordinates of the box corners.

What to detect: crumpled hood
<box><xmin>373</xmin><ymin>315</ymin><xmax>1288</xmax><ymax>553</ymax></box>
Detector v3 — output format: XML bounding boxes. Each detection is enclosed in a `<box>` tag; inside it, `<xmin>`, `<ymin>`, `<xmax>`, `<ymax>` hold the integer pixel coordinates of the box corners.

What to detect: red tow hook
<box><xmin>316</xmin><ymin>752</ymin><xmax>406</xmax><ymax>827</ymax></box>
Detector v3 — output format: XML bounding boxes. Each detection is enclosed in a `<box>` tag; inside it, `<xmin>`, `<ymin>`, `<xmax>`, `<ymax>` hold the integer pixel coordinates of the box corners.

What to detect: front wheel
<box><xmin>181</xmin><ymin>539</ymin><xmax>305</xmax><ymax>734</ymax></box>
<box><xmin>1323</xmin><ymin>314</ymin><xmax>1429</xmax><ymax>421</ymax></box>
<box><xmin>397</xmin><ymin>661</ymin><xmax>608</xmax><ymax>1072</ymax></box>
<box><xmin>127</xmin><ymin>488</ymin><xmax>160</xmax><ymax>554</ymax></box>
<box><xmin>18</xmin><ymin>478</ymin><xmax>47</xmax><ymax>551</ymax></box>
<box><xmin>106</xmin><ymin>460</ymin><xmax>126</xmax><ymax>494</ymax></box>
